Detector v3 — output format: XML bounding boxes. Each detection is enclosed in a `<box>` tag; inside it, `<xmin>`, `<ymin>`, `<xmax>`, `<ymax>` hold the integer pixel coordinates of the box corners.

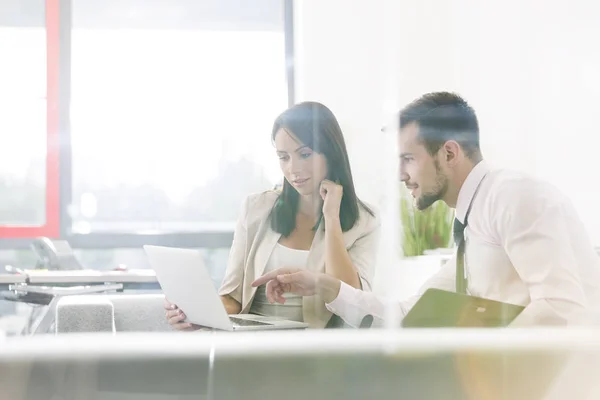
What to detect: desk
<box><xmin>26</xmin><ymin>270</ymin><xmax>157</xmax><ymax>285</ymax></box>
<box><xmin>0</xmin><ymin>275</ymin><xmax>26</xmax><ymax>285</ymax></box>
<box><xmin>1</xmin><ymin>271</ymin><xmax>159</xmax><ymax>335</ymax></box>
<box><xmin>0</xmin><ymin>270</ymin><xmax>159</xmax><ymax>292</ymax></box>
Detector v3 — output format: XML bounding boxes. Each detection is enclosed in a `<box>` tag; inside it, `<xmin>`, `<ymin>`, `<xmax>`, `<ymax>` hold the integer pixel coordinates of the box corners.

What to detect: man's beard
<box><xmin>416</xmin><ymin>160</ymin><xmax>448</xmax><ymax>210</ymax></box>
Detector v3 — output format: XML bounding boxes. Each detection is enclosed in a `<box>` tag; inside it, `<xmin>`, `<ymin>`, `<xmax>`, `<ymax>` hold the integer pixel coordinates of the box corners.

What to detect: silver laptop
<box><xmin>143</xmin><ymin>245</ymin><xmax>308</xmax><ymax>331</ymax></box>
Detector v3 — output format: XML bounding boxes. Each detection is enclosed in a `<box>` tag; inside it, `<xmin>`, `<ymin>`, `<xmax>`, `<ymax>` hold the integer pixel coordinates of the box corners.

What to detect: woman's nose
<box><xmin>288</xmin><ymin>157</ymin><xmax>303</xmax><ymax>175</ymax></box>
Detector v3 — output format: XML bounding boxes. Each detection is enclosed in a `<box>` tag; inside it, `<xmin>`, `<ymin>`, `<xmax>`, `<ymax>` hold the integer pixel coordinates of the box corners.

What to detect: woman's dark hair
<box><xmin>269</xmin><ymin>101</ymin><xmax>373</xmax><ymax>236</ymax></box>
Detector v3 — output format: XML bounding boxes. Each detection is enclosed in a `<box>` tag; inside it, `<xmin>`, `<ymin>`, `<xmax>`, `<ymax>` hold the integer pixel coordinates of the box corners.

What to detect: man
<box><xmin>252</xmin><ymin>91</ymin><xmax>600</xmax><ymax>327</ymax></box>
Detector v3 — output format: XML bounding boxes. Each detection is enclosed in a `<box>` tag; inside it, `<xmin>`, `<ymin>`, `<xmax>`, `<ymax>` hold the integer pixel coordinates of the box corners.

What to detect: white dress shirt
<box><xmin>326</xmin><ymin>161</ymin><xmax>600</xmax><ymax>327</ymax></box>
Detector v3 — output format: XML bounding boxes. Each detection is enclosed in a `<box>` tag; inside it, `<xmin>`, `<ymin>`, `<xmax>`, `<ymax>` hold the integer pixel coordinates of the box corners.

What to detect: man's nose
<box><xmin>399</xmin><ymin>165</ymin><xmax>409</xmax><ymax>182</ymax></box>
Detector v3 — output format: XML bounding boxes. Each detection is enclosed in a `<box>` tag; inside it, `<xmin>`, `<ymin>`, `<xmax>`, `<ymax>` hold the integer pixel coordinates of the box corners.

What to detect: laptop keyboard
<box><xmin>229</xmin><ymin>316</ymin><xmax>273</xmax><ymax>327</ymax></box>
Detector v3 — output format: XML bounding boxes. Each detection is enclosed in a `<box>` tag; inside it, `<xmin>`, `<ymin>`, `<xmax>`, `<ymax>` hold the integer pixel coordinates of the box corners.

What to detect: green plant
<box><xmin>400</xmin><ymin>186</ymin><xmax>454</xmax><ymax>257</ymax></box>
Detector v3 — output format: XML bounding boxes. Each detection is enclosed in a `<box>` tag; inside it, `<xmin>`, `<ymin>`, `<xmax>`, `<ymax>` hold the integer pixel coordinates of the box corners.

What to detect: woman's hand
<box><xmin>320</xmin><ymin>179</ymin><xmax>343</xmax><ymax>221</ymax></box>
<box><xmin>163</xmin><ymin>298</ymin><xmax>201</xmax><ymax>331</ymax></box>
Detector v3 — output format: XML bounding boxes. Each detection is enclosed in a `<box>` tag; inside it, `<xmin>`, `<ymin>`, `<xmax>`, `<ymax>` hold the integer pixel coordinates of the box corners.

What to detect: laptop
<box><xmin>143</xmin><ymin>245</ymin><xmax>309</xmax><ymax>331</ymax></box>
<box><xmin>402</xmin><ymin>288</ymin><xmax>525</xmax><ymax>328</ymax></box>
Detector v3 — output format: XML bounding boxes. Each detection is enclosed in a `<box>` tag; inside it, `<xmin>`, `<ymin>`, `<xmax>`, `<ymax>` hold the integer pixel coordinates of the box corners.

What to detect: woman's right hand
<box><xmin>163</xmin><ymin>298</ymin><xmax>201</xmax><ymax>331</ymax></box>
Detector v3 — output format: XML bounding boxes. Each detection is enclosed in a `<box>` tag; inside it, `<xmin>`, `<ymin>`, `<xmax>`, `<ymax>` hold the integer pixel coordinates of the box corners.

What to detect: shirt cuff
<box><xmin>325</xmin><ymin>281</ymin><xmax>353</xmax><ymax>314</ymax></box>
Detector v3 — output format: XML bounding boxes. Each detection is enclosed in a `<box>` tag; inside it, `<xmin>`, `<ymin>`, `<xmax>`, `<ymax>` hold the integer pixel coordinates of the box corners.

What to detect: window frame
<box><xmin>0</xmin><ymin>0</ymin><xmax>61</xmax><ymax>241</ymax></box>
<box><xmin>0</xmin><ymin>0</ymin><xmax>294</xmax><ymax>250</ymax></box>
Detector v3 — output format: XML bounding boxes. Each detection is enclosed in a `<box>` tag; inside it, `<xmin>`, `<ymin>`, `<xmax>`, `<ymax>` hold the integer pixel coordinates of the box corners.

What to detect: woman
<box><xmin>165</xmin><ymin>101</ymin><xmax>380</xmax><ymax>329</ymax></box>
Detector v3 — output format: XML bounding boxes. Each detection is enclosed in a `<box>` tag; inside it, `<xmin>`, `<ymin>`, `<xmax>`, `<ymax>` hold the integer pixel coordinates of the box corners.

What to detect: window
<box><xmin>0</xmin><ymin>0</ymin><xmax>293</xmax><ymax>250</ymax></box>
<box><xmin>69</xmin><ymin>0</ymin><xmax>288</xmax><ymax>237</ymax></box>
<box><xmin>0</xmin><ymin>0</ymin><xmax>292</xmax><ymax>297</ymax></box>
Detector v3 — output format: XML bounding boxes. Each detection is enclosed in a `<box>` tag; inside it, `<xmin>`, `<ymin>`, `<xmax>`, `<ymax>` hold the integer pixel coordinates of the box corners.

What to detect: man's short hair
<box><xmin>399</xmin><ymin>92</ymin><xmax>481</xmax><ymax>159</ymax></box>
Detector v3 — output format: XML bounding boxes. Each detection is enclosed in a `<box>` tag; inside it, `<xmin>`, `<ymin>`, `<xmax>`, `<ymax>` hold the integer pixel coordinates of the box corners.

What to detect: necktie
<box><xmin>453</xmin><ymin>170</ymin><xmax>488</xmax><ymax>294</ymax></box>
<box><xmin>454</xmin><ymin>217</ymin><xmax>468</xmax><ymax>294</ymax></box>
<box><xmin>453</xmin><ymin>218</ymin><xmax>465</xmax><ymax>245</ymax></box>
<box><xmin>359</xmin><ymin>314</ymin><xmax>374</xmax><ymax>329</ymax></box>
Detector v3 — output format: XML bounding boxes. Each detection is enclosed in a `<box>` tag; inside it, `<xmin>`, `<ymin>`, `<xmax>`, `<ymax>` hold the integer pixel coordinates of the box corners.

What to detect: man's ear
<box><xmin>442</xmin><ymin>140</ymin><xmax>461</xmax><ymax>165</ymax></box>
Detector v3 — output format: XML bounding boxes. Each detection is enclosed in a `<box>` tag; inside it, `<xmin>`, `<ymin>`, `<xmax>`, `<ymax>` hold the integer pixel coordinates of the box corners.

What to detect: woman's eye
<box><xmin>300</xmin><ymin>152</ymin><xmax>312</xmax><ymax>159</ymax></box>
<box><xmin>278</xmin><ymin>155</ymin><xmax>289</xmax><ymax>161</ymax></box>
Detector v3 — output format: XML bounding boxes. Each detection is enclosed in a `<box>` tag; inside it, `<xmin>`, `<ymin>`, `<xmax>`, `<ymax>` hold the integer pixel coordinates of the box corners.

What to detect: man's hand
<box><xmin>251</xmin><ymin>268</ymin><xmax>318</xmax><ymax>303</ymax></box>
<box><xmin>251</xmin><ymin>268</ymin><xmax>342</xmax><ymax>304</ymax></box>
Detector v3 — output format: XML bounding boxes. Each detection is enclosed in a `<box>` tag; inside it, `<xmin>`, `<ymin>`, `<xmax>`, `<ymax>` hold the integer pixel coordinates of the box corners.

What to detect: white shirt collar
<box><xmin>455</xmin><ymin>160</ymin><xmax>490</xmax><ymax>224</ymax></box>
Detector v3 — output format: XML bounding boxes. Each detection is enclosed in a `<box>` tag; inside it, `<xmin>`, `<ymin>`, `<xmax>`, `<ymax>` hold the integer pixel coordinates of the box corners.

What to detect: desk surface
<box><xmin>25</xmin><ymin>269</ymin><xmax>157</xmax><ymax>284</ymax></box>
<box><xmin>0</xmin><ymin>274</ymin><xmax>27</xmax><ymax>284</ymax></box>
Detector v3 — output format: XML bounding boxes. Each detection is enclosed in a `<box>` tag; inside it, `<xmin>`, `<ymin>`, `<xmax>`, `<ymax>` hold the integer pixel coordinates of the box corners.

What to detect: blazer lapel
<box><xmin>240</xmin><ymin>220</ymin><xmax>281</xmax><ymax>313</ymax></box>
<box><xmin>252</xmin><ymin>224</ymin><xmax>281</xmax><ymax>281</ymax></box>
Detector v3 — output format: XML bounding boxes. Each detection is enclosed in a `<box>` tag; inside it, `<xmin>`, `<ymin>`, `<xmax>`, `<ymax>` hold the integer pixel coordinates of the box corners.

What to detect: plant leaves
<box><xmin>399</xmin><ymin>185</ymin><xmax>454</xmax><ymax>257</ymax></box>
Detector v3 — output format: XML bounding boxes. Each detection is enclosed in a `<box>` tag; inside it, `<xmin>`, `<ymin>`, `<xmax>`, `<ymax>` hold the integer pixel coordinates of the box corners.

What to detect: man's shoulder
<box><xmin>485</xmin><ymin>168</ymin><xmax>567</xmax><ymax>207</ymax></box>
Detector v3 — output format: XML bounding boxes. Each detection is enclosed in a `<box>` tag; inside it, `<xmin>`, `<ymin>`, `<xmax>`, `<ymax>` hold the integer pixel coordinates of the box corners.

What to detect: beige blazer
<box><xmin>218</xmin><ymin>190</ymin><xmax>381</xmax><ymax>329</ymax></box>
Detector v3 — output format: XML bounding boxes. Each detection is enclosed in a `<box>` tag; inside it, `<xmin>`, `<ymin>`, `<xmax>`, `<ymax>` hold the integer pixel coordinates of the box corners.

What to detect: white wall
<box><xmin>293</xmin><ymin>0</ymin><xmax>389</xmax><ymax>207</ymax></box>
<box><xmin>392</xmin><ymin>0</ymin><xmax>600</xmax><ymax>244</ymax></box>
<box><xmin>294</xmin><ymin>0</ymin><xmax>600</xmax><ymax>297</ymax></box>
<box><xmin>293</xmin><ymin>0</ymin><xmax>402</xmax><ymax>296</ymax></box>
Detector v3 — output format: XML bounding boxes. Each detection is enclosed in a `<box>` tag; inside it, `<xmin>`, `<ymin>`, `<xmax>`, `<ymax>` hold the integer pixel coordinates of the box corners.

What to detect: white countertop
<box><xmin>0</xmin><ymin>274</ymin><xmax>27</xmax><ymax>284</ymax></box>
<box><xmin>25</xmin><ymin>269</ymin><xmax>157</xmax><ymax>284</ymax></box>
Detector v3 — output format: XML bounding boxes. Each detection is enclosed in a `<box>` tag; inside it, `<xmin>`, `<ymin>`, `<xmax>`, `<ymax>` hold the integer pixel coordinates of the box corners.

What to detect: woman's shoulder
<box><xmin>241</xmin><ymin>190</ymin><xmax>281</xmax><ymax>221</ymax></box>
<box><xmin>355</xmin><ymin>200</ymin><xmax>381</xmax><ymax>233</ymax></box>
<box><xmin>245</xmin><ymin>189</ymin><xmax>280</xmax><ymax>209</ymax></box>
